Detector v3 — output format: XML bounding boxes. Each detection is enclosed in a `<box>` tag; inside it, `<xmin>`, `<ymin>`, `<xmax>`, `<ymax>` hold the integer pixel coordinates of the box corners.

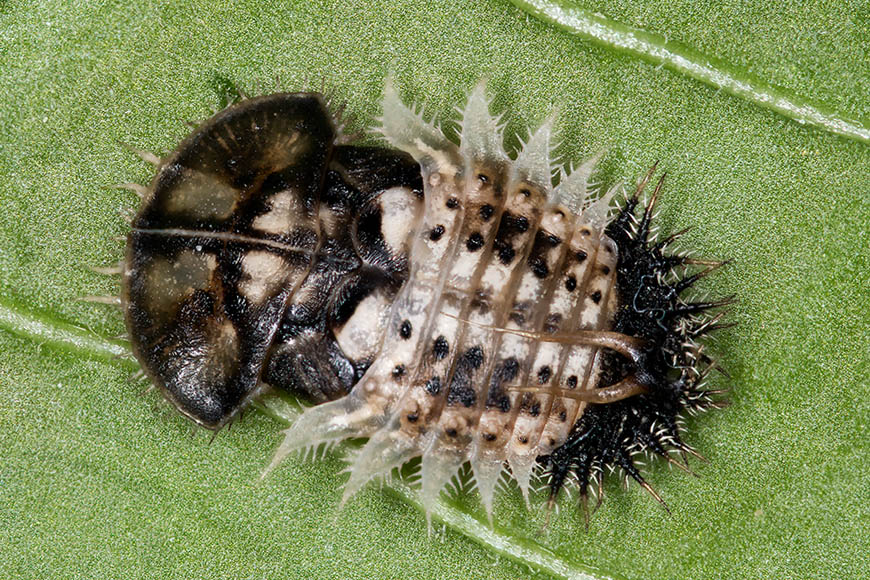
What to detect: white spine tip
<box><xmin>79</xmin><ymin>295</ymin><xmax>122</xmax><ymax>306</ymax></box>
<box><xmin>135</xmin><ymin>149</ymin><xmax>161</xmax><ymax>166</ymax></box>
<box><xmin>114</xmin><ymin>182</ymin><xmax>149</xmax><ymax>199</ymax></box>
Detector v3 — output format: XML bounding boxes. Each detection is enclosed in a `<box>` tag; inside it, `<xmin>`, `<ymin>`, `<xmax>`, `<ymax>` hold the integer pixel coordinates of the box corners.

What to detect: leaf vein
<box><xmin>510</xmin><ymin>0</ymin><xmax>870</xmax><ymax>144</ymax></box>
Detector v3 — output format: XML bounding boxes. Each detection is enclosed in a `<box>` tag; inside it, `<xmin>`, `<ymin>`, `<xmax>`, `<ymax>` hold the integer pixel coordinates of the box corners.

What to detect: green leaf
<box><xmin>1</xmin><ymin>1</ymin><xmax>866</xmax><ymax>579</ymax></box>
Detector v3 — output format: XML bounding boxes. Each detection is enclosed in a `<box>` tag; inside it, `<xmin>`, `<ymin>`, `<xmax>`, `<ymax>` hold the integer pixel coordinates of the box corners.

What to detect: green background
<box><xmin>1</xmin><ymin>1</ymin><xmax>867</xmax><ymax>579</ymax></box>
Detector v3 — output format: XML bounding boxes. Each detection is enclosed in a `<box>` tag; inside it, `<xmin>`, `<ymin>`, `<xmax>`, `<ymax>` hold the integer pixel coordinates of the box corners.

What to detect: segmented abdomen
<box><xmin>120</xmin><ymin>81</ymin><xmax>726</xmax><ymax>523</ymax></box>
<box><xmin>270</xmin><ymin>81</ymin><xmax>626</xmax><ymax>517</ymax></box>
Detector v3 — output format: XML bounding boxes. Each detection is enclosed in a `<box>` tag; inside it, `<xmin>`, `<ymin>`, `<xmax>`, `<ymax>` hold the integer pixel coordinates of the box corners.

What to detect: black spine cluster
<box><xmin>545</xmin><ymin>169</ymin><xmax>732</xmax><ymax>518</ymax></box>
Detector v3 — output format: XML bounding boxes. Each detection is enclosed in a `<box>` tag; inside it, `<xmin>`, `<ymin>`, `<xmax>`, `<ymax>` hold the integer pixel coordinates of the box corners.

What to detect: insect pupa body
<box><xmin>123</xmin><ymin>93</ymin><xmax>423</xmax><ymax>428</ymax></box>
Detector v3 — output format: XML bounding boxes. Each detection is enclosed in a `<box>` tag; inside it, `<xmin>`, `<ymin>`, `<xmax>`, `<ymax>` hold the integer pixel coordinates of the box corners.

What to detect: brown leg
<box><xmin>509</xmin><ymin>375</ymin><xmax>649</xmax><ymax>404</ymax></box>
<box><xmin>445</xmin><ymin>313</ymin><xmax>656</xmax><ymax>404</ymax></box>
<box><xmin>566</xmin><ymin>375</ymin><xmax>649</xmax><ymax>404</ymax></box>
<box><xmin>444</xmin><ymin>312</ymin><xmax>650</xmax><ymax>366</ymax></box>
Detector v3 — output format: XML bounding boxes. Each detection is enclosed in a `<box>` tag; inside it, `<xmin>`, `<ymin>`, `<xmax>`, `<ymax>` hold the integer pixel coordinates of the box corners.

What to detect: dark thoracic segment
<box><xmin>261</xmin><ymin>145</ymin><xmax>422</xmax><ymax>404</ymax></box>
<box><xmin>125</xmin><ymin>93</ymin><xmax>422</xmax><ymax>429</ymax></box>
<box><xmin>544</xmin><ymin>176</ymin><xmax>731</xmax><ymax>514</ymax></box>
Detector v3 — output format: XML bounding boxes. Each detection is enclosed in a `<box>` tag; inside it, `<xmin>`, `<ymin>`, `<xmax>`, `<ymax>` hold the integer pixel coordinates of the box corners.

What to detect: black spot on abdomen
<box><xmin>486</xmin><ymin>357</ymin><xmax>518</xmax><ymax>412</ymax></box>
<box><xmin>446</xmin><ymin>346</ymin><xmax>484</xmax><ymax>407</ymax></box>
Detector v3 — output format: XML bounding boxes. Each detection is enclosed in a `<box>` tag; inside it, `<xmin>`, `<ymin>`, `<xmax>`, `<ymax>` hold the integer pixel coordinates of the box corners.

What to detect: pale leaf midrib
<box><xmin>510</xmin><ymin>0</ymin><xmax>870</xmax><ymax>145</ymax></box>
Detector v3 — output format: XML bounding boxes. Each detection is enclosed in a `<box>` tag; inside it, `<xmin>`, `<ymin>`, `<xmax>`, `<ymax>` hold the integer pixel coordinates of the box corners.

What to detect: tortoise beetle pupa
<box><xmin>100</xmin><ymin>78</ymin><xmax>731</xmax><ymax>524</ymax></box>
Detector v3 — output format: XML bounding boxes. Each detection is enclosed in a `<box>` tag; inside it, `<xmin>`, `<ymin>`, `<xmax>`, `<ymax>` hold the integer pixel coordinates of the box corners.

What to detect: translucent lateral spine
<box><xmin>378</xmin><ymin>76</ymin><xmax>460</xmax><ymax>177</ymax></box>
<box><xmin>469</xmin><ymin>438</ymin><xmax>506</xmax><ymax>524</ymax></box>
<box><xmin>114</xmin><ymin>182</ymin><xmax>150</xmax><ymax>200</ymax></box>
<box><xmin>340</xmin><ymin>425</ymin><xmax>419</xmax><ymax>506</ymax></box>
<box><xmin>513</xmin><ymin>116</ymin><xmax>554</xmax><ymax>188</ymax></box>
<box><xmin>553</xmin><ymin>151</ymin><xmax>604</xmax><ymax>211</ymax></box>
<box><xmin>89</xmin><ymin>263</ymin><xmax>124</xmax><ymax>276</ymax></box>
<box><xmin>79</xmin><ymin>295</ymin><xmax>122</xmax><ymax>307</ymax></box>
<box><xmin>263</xmin><ymin>391</ymin><xmax>384</xmax><ymax>476</ymax></box>
<box><xmin>582</xmin><ymin>182</ymin><xmax>622</xmax><ymax>227</ymax></box>
<box><xmin>122</xmin><ymin>143</ymin><xmax>161</xmax><ymax>167</ymax></box>
<box><xmin>458</xmin><ymin>79</ymin><xmax>507</xmax><ymax>166</ymax></box>
<box><xmin>420</xmin><ymin>431</ymin><xmax>466</xmax><ymax>529</ymax></box>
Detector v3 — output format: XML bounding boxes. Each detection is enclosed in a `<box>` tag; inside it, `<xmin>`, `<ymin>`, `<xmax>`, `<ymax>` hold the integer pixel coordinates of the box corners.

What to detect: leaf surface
<box><xmin>1</xmin><ymin>1</ymin><xmax>867</xmax><ymax>579</ymax></box>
